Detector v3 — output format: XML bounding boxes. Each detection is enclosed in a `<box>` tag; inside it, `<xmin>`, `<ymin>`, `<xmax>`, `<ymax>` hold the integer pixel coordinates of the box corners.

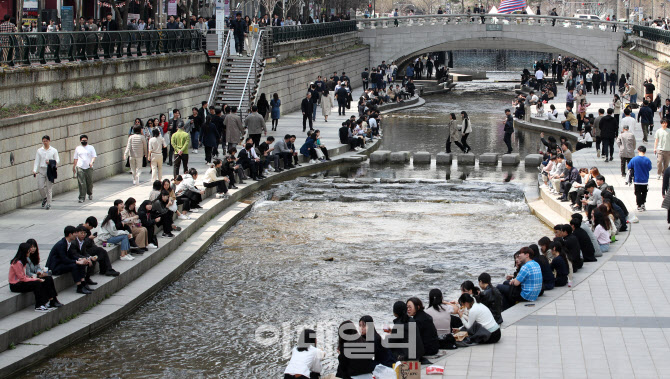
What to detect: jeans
<box><xmin>76</xmin><ymin>167</ymin><xmax>93</xmax><ymax>200</ymax></box>
<box><xmin>312</xmin><ymin>102</ymin><xmax>318</xmax><ymax>121</ymax></box>
<box><xmin>191</xmin><ymin>131</ymin><xmax>200</xmax><ymax>150</ymax></box>
<box><xmin>601</xmin><ymin>137</ymin><xmax>614</xmax><ymax>158</ymax></box>
<box><xmin>599</xmin><ymin>244</ymin><xmax>610</xmax><ymax>252</ymax></box>
<box><xmin>630</xmin><ymin>94</ymin><xmax>637</xmax><ymax>104</ymax></box>
<box><xmin>107</xmin><ymin>234</ymin><xmax>131</xmax><ymax>251</ymax></box>
<box><xmin>563</xmin><ymin>121</ymin><xmax>572</xmax><ymax>131</ymax></box>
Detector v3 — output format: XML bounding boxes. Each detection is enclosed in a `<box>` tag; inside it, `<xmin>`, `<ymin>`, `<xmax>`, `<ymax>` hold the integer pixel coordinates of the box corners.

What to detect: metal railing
<box><xmin>0</xmin><ymin>29</ymin><xmax>202</xmax><ymax>66</ymax></box>
<box><xmin>271</xmin><ymin>20</ymin><xmax>358</xmax><ymax>43</ymax></box>
<box><xmin>239</xmin><ymin>29</ymin><xmax>265</xmax><ymax>114</ymax></box>
<box><xmin>357</xmin><ymin>14</ymin><xmax>625</xmax><ymax>32</ymax></box>
<box><xmin>632</xmin><ymin>25</ymin><xmax>670</xmax><ymax>44</ymax></box>
<box><xmin>208</xmin><ymin>30</ymin><xmax>232</xmax><ymax>107</ymax></box>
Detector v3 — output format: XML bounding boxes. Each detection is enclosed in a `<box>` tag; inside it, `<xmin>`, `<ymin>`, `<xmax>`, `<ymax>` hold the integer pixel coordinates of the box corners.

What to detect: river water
<box><xmin>24</xmin><ymin>74</ymin><xmax>552</xmax><ymax>379</ymax></box>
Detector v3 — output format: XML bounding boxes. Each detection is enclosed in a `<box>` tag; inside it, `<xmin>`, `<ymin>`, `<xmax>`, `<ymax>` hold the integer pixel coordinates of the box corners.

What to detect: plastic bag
<box><xmin>372</xmin><ymin>364</ymin><xmax>397</xmax><ymax>379</ymax></box>
<box><xmin>627</xmin><ymin>213</ymin><xmax>639</xmax><ymax>223</ymax></box>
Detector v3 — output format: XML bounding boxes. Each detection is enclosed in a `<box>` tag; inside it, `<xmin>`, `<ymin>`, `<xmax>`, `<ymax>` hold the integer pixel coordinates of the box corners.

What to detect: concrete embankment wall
<box><xmin>0</xmin><ymin>82</ymin><xmax>210</xmax><ymax>215</ymax></box>
<box><xmin>272</xmin><ymin>31</ymin><xmax>361</xmax><ymax>62</ymax></box>
<box><xmin>0</xmin><ymin>52</ymin><xmax>208</xmax><ymax>106</ymax></box>
<box><xmin>259</xmin><ymin>46</ymin><xmax>370</xmax><ymax>114</ymax></box>
<box><xmin>618</xmin><ymin>49</ymin><xmax>670</xmax><ymax>96</ymax></box>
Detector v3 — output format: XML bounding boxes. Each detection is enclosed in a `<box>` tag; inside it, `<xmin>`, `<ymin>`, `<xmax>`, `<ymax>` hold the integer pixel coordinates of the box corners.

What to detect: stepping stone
<box><xmin>478</xmin><ymin>153</ymin><xmax>499</xmax><ymax>165</ymax></box>
<box><xmin>332</xmin><ymin>178</ymin><xmax>350</xmax><ymax>183</ymax></box>
<box><xmin>412</xmin><ymin>151</ymin><xmax>431</xmax><ymax>164</ymax></box>
<box><xmin>354</xmin><ymin>178</ymin><xmax>377</xmax><ymax>184</ymax></box>
<box><xmin>502</xmin><ymin>153</ymin><xmax>521</xmax><ymax>166</ymax></box>
<box><xmin>436</xmin><ymin>152</ymin><xmax>453</xmax><ymax>165</ymax></box>
<box><xmin>525</xmin><ymin>153</ymin><xmax>544</xmax><ymax>167</ymax></box>
<box><xmin>457</xmin><ymin>153</ymin><xmax>475</xmax><ymax>165</ymax></box>
<box><xmin>370</xmin><ymin>150</ymin><xmax>391</xmax><ymax>164</ymax></box>
<box><xmin>390</xmin><ymin>151</ymin><xmax>411</xmax><ymax>163</ymax></box>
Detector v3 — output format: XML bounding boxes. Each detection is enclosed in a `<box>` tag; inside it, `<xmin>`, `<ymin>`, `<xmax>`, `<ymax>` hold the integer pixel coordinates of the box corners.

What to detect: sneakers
<box><xmin>216</xmin><ymin>193</ymin><xmax>226</xmax><ymax>199</ymax></box>
<box><xmin>120</xmin><ymin>254</ymin><xmax>134</xmax><ymax>261</ymax></box>
<box><xmin>78</xmin><ymin>199</ymin><xmax>84</xmax><ymax>203</ymax></box>
<box><xmin>309</xmin><ymin>159</ymin><xmax>316</xmax><ymax>164</ymax></box>
<box><xmin>637</xmin><ymin>206</ymin><xmax>644</xmax><ymax>212</ymax></box>
<box><xmin>190</xmin><ymin>208</ymin><xmax>199</xmax><ymax>213</ymax></box>
<box><xmin>642</xmin><ymin>204</ymin><xmax>646</xmax><ymax>211</ymax></box>
<box><xmin>46</xmin><ymin>204</ymin><xmax>51</xmax><ymax>210</ymax></box>
<box><xmin>194</xmin><ymin>149</ymin><xmax>198</xmax><ymax>154</ymax></box>
<box><xmin>147</xmin><ymin>243</ymin><xmax>158</xmax><ymax>249</ymax></box>
<box><xmin>178</xmin><ymin>214</ymin><xmax>189</xmax><ymax>220</ymax></box>
<box><xmin>162</xmin><ymin>232</ymin><xmax>175</xmax><ymax>238</ymax></box>
<box><xmin>88</xmin><ymin>194</ymin><xmax>93</xmax><ymax>200</ymax></box>
<box><xmin>35</xmin><ymin>305</ymin><xmax>51</xmax><ymax>312</ymax></box>
<box><xmin>49</xmin><ymin>299</ymin><xmax>64</xmax><ymax>308</ymax></box>
<box><xmin>658</xmin><ymin>175</ymin><xmax>662</xmax><ymax>180</ymax></box>
<box><xmin>42</xmin><ymin>198</ymin><xmax>47</xmax><ymax>208</ymax></box>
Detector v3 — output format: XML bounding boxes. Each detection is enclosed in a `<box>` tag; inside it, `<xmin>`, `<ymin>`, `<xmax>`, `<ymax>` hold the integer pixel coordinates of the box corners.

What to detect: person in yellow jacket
<box><xmin>563</xmin><ymin>105</ymin><xmax>578</xmax><ymax>131</ymax></box>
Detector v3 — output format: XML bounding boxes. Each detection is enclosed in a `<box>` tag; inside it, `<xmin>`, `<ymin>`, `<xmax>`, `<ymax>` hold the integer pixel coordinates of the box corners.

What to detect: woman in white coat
<box><xmin>321</xmin><ymin>90</ymin><xmax>333</xmax><ymax>122</ymax></box>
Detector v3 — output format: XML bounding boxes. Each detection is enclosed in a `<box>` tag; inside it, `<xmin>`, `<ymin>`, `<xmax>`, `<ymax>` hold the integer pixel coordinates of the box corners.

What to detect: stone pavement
<box><xmin>425</xmin><ymin>85</ymin><xmax>670</xmax><ymax>378</ymax></box>
<box><xmin>0</xmin><ymin>88</ymin><xmax>371</xmax><ymax>287</ymax></box>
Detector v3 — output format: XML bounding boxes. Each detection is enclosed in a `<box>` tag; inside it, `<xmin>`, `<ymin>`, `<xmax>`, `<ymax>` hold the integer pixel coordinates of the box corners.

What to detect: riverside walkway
<box><xmin>426</xmin><ymin>88</ymin><xmax>670</xmax><ymax>378</ymax></box>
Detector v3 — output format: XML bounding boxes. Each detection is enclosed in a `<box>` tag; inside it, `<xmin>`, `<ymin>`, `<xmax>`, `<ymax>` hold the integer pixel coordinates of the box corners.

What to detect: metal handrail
<box><xmin>271</xmin><ymin>20</ymin><xmax>357</xmax><ymax>43</ymax></box>
<box><xmin>208</xmin><ymin>30</ymin><xmax>232</xmax><ymax>106</ymax></box>
<box><xmin>356</xmin><ymin>13</ymin><xmax>626</xmax><ymax>31</ymax></box>
<box><xmin>238</xmin><ymin>29</ymin><xmax>264</xmax><ymax>113</ymax></box>
<box><xmin>632</xmin><ymin>25</ymin><xmax>670</xmax><ymax>44</ymax></box>
<box><xmin>0</xmin><ymin>29</ymin><xmax>203</xmax><ymax>66</ymax></box>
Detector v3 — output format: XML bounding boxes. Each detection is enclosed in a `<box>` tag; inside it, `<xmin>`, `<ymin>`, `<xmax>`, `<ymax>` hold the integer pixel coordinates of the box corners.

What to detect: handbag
<box><xmin>315</xmin><ymin>147</ymin><xmax>324</xmax><ymax>159</ymax></box>
<box><xmin>662</xmin><ymin>195</ymin><xmax>670</xmax><ymax>210</ymax></box>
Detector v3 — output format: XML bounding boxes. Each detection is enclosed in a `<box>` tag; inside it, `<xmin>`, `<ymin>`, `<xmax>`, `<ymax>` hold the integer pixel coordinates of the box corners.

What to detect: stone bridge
<box><xmin>357</xmin><ymin>14</ymin><xmax>625</xmax><ymax>71</ymax></box>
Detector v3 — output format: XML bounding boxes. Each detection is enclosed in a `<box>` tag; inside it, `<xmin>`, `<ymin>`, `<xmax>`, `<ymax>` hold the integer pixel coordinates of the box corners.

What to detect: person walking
<box><xmin>599</xmin><ymin>108</ymin><xmax>617</xmax><ymax>162</ymax></box>
<box><xmin>638</xmin><ymin>100</ymin><xmax>654</xmax><ymax>143</ymax></box>
<box><xmin>72</xmin><ymin>134</ymin><xmax>96</xmax><ymax>203</ymax></box>
<box><xmin>245</xmin><ymin>105</ymin><xmax>267</xmax><ymax>148</ymax></box>
<box><xmin>148</xmin><ymin>128</ymin><xmax>166</xmax><ymax>181</ymax></box>
<box><xmin>617</xmin><ymin>124</ymin><xmax>636</xmax><ymax>177</ymax></box>
<box><xmin>124</xmin><ymin>126</ymin><xmax>148</xmax><ymax>185</ymax></box>
<box><xmin>225</xmin><ymin>107</ymin><xmax>245</xmax><ymax>151</ymax></box>
<box><xmin>270</xmin><ymin>93</ymin><xmax>281</xmax><ymax>131</ymax></box>
<box><xmin>459</xmin><ymin>111</ymin><xmax>473</xmax><ymax>153</ymax></box>
<box><xmin>32</xmin><ymin>135</ymin><xmax>59</xmax><ymax>210</ymax></box>
<box><xmin>229</xmin><ymin>13</ymin><xmax>247</xmax><ymax>56</ymax></box>
<box><xmin>655</xmin><ymin>118</ymin><xmax>670</xmax><ymax>180</ymax></box>
<box><xmin>503</xmin><ymin>109</ymin><xmax>514</xmax><ymax>154</ymax></box>
<box><xmin>446</xmin><ymin>113</ymin><xmax>461</xmax><ymax>153</ymax></box>
<box><xmin>301</xmin><ymin>93</ymin><xmax>314</xmax><ymax>132</ymax></box>
<box><xmin>628</xmin><ymin>145</ymin><xmax>653</xmax><ymax>211</ymax></box>
<box><xmin>171</xmin><ymin>122</ymin><xmax>191</xmax><ymax>179</ymax></box>
<box><xmin>321</xmin><ymin>90</ymin><xmax>333</xmax><ymax>122</ymax></box>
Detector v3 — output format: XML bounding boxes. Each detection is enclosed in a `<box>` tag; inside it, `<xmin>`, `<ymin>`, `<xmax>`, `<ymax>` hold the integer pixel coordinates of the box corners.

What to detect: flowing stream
<box><xmin>24</xmin><ymin>74</ymin><xmax>553</xmax><ymax>378</ymax></box>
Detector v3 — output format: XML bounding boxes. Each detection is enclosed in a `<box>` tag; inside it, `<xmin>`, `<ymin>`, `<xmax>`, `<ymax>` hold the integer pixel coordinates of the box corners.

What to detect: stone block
<box><xmin>502</xmin><ymin>153</ymin><xmax>521</xmax><ymax>166</ymax></box>
<box><xmin>412</xmin><ymin>151</ymin><xmax>431</xmax><ymax>164</ymax></box>
<box><xmin>390</xmin><ymin>151</ymin><xmax>410</xmax><ymax>163</ymax></box>
<box><xmin>370</xmin><ymin>150</ymin><xmax>391</xmax><ymax>164</ymax></box>
<box><xmin>436</xmin><ymin>152</ymin><xmax>453</xmax><ymax>165</ymax></box>
<box><xmin>457</xmin><ymin>153</ymin><xmax>476</xmax><ymax>165</ymax></box>
<box><xmin>525</xmin><ymin>154</ymin><xmax>544</xmax><ymax>167</ymax></box>
<box><xmin>478</xmin><ymin>153</ymin><xmax>499</xmax><ymax>165</ymax></box>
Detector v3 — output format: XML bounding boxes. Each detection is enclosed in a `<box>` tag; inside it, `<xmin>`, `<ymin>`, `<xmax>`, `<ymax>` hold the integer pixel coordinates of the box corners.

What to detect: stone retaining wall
<box><xmin>272</xmin><ymin>32</ymin><xmax>360</xmax><ymax>62</ymax></box>
<box><xmin>259</xmin><ymin>46</ymin><xmax>370</xmax><ymax>115</ymax></box>
<box><xmin>0</xmin><ymin>52</ymin><xmax>208</xmax><ymax>107</ymax></box>
<box><xmin>0</xmin><ymin>82</ymin><xmax>211</xmax><ymax>215</ymax></box>
<box><xmin>618</xmin><ymin>49</ymin><xmax>670</xmax><ymax>99</ymax></box>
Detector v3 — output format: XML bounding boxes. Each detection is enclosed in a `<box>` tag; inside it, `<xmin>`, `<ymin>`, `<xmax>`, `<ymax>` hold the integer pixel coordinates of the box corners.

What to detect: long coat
<box><xmin>321</xmin><ymin>94</ymin><xmax>333</xmax><ymax>117</ymax></box>
<box><xmin>224</xmin><ymin>114</ymin><xmax>245</xmax><ymax>144</ymax></box>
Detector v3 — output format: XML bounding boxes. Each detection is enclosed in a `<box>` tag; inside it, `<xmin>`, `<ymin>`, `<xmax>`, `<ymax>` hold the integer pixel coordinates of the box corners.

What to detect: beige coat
<box><xmin>321</xmin><ymin>94</ymin><xmax>333</xmax><ymax>117</ymax></box>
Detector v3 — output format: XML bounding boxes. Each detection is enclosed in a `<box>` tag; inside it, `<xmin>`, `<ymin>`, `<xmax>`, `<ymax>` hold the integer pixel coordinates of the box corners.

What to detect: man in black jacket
<box><xmin>554</xmin><ymin>224</ymin><xmax>583</xmax><ymax>271</ymax></box>
<box><xmin>570</xmin><ymin>218</ymin><xmax>597</xmax><ymax>262</ymax></box>
<box><xmin>477</xmin><ymin>273</ymin><xmax>503</xmax><ymax>324</ymax></box>
<box><xmin>229</xmin><ymin>13</ymin><xmax>247</xmax><ymax>56</ymax></box>
<box><xmin>600</xmin><ymin>108</ymin><xmax>618</xmax><ymax>162</ymax></box>
<box><xmin>301</xmin><ymin>93</ymin><xmax>314</xmax><ymax>132</ymax></box>
<box><xmin>503</xmin><ymin>109</ymin><xmax>514</xmax><ymax>154</ymax></box>
<box><xmin>46</xmin><ymin>226</ymin><xmax>91</xmax><ymax>294</ymax></box>
<box><xmin>559</xmin><ymin>160</ymin><xmax>581</xmax><ymax>201</ymax></box>
<box><xmin>335</xmin><ymin>86</ymin><xmax>348</xmax><ymax>116</ymax></box>
<box><xmin>238</xmin><ymin>143</ymin><xmax>261</xmax><ymax>180</ymax></box>
<box><xmin>79</xmin><ymin>217</ymin><xmax>119</xmax><ymax>277</ymax></box>
<box><xmin>70</xmin><ymin>226</ymin><xmax>99</xmax><ymax>289</ymax></box>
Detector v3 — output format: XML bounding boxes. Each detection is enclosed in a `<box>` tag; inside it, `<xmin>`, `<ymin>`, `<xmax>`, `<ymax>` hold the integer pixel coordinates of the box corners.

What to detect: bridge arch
<box><xmin>358</xmin><ymin>15</ymin><xmax>624</xmax><ymax>72</ymax></box>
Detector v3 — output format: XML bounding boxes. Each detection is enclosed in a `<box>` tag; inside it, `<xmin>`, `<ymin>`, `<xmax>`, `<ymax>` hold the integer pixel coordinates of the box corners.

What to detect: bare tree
<box><xmin>260</xmin><ymin>0</ymin><xmax>281</xmax><ymax>16</ymax></box>
<box><xmin>280</xmin><ymin>0</ymin><xmax>301</xmax><ymax>18</ymax></box>
<box><xmin>412</xmin><ymin>0</ymin><xmax>441</xmax><ymax>14</ymax></box>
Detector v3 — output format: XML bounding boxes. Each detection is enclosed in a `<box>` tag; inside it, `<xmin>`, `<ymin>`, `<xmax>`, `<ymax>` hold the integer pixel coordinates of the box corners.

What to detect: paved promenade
<box><xmin>426</xmin><ymin>87</ymin><xmax>670</xmax><ymax>378</ymax></box>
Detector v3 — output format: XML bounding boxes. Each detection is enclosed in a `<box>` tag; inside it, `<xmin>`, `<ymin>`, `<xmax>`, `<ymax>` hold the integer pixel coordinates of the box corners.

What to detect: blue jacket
<box><xmin>628</xmin><ymin>155</ymin><xmax>652</xmax><ymax>184</ymax></box>
<box><xmin>300</xmin><ymin>137</ymin><xmax>316</xmax><ymax>157</ymax></box>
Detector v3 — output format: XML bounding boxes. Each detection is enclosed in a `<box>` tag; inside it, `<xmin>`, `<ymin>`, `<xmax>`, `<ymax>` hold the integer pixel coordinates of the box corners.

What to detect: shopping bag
<box><xmin>394</xmin><ymin>361</ymin><xmax>421</xmax><ymax>379</ymax></box>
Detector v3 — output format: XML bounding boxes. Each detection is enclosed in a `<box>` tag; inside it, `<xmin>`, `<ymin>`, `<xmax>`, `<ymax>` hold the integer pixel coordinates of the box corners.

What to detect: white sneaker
<box><xmin>194</xmin><ymin>149</ymin><xmax>198</xmax><ymax>154</ymax></box>
<box><xmin>309</xmin><ymin>159</ymin><xmax>316</xmax><ymax>164</ymax></box>
<box><xmin>216</xmin><ymin>193</ymin><xmax>225</xmax><ymax>198</ymax></box>
<box><xmin>658</xmin><ymin>175</ymin><xmax>662</xmax><ymax>180</ymax></box>
<box><xmin>178</xmin><ymin>214</ymin><xmax>189</xmax><ymax>220</ymax></box>
<box><xmin>147</xmin><ymin>243</ymin><xmax>157</xmax><ymax>249</ymax></box>
<box><xmin>190</xmin><ymin>208</ymin><xmax>199</xmax><ymax>213</ymax></box>
<box><xmin>120</xmin><ymin>255</ymin><xmax>133</xmax><ymax>261</ymax></box>
<box><xmin>35</xmin><ymin>305</ymin><xmax>51</xmax><ymax>312</ymax></box>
